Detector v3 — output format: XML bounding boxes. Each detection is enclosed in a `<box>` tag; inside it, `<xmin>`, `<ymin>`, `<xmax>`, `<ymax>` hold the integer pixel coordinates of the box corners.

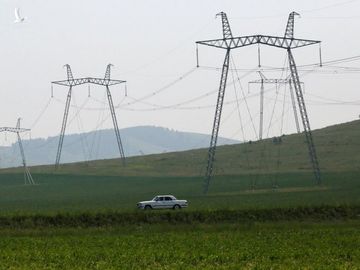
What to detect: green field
<box><xmin>0</xmin><ymin>221</ymin><xmax>359</xmax><ymax>269</ymax></box>
<box><xmin>1</xmin><ymin>120</ymin><xmax>360</xmax><ymax>269</ymax></box>
<box><xmin>0</xmin><ymin>171</ymin><xmax>360</xmax><ymax>214</ymax></box>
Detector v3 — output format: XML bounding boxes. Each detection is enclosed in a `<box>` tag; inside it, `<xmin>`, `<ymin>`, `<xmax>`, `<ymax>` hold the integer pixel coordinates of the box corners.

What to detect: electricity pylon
<box><xmin>0</xmin><ymin>118</ymin><xmax>35</xmax><ymax>185</ymax></box>
<box><xmin>197</xmin><ymin>11</ymin><xmax>321</xmax><ymax>193</ymax></box>
<box><xmin>248</xmin><ymin>71</ymin><xmax>304</xmax><ymax>138</ymax></box>
<box><xmin>52</xmin><ymin>64</ymin><xmax>126</xmax><ymax>168</ymax></box>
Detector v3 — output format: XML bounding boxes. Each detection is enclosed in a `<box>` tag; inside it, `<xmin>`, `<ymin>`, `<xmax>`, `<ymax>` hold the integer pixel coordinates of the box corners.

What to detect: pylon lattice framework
<box><xmin>0</xmin><ymin>118</ymin><xmax>35</xmax><ymax>185</ymax></box>
<box><xmin>197</xmin><ymin>11</ymin><xmax>322</xmax><ymax>194</ymax></box>
<box><xmin>52</xmin><ymin>64</ymin><xmax>126</xmax><ymax>168</ymax></box>
<box><xmin>248</xmin><ymin>71</ymin><xmax>304</xmax><ymax>138</ymax></box>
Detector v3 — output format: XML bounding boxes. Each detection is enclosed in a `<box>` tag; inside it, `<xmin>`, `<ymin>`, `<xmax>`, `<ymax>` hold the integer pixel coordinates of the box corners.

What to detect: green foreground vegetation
<box><xmin>0</xmin><ymin>221</ymin><xmax>359</xmax><ymax>269</ymax></box>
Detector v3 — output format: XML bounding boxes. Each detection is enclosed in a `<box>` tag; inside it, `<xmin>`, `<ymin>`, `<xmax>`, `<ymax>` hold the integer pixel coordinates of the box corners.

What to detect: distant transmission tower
<box><xmin>248</xmin><ymin>71</ymin><xmax>304</xmax><ymax>138</ymax></box>
<box><xmin>197</xmin><ymin>11</ymin><xmax>322</xmax><ymax>193</ymax></box>
<box><xmin>52</xmin><ymin>64</ymin><xmax>126</xmax><ymax>168</ymax></box>
<box><xmin>0</xmin><ymin>118</ymin><xmax>35</xmax><ymax>185</ymax></box>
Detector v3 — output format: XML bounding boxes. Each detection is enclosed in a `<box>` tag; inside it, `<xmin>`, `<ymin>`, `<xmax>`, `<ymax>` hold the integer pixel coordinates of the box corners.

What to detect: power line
<box><xmin>30</xmin><ymin>97</ymin><xmax>52</xmax><ymax>129</ymax></box>
<box><xmin>229</xmin><ymin>0</ymin><xmax>360</xmax><ymax>20</ymax></box>
<box><xmin>300</xmin><ymin>0</ymin><xmax>360</xmax><ymax>13</ymax></box>
<box><xmin>122</xmin><ymin>19</ymin><xmax>215</xmax><ymax>75</ymax></box>
<box><xmin>121</xmin><ymin>67</ymin><xmax>198</xmax><ymax>108</ymax></box>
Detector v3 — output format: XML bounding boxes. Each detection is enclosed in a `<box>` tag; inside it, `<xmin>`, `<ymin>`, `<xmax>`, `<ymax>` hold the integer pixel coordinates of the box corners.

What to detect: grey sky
<box><xmin>1</xmin><ymin>0</ymin><xmax>360</xmax><ymax>145</ymax></box>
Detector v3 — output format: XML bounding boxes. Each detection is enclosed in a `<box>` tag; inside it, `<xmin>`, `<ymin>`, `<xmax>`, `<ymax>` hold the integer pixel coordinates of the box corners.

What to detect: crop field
<box><xmin>0</xmin><ymin>221</ymin><xmax>359</xmax><ymax>269</ymax></box>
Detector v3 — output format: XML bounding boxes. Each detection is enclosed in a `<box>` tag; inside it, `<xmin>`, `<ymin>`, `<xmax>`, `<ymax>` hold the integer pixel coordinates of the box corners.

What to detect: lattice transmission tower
<box><xmin>248</xmin><ymin>71</ymin><xmax>304</xmax><ymax>138</ymax></box>
<box><xmin>197</xmin><ymin>11</ymin><xmax>322</xmax><ymax>193</ymax></box>
<box><xmin>52</xmin><ymin>64</ymin><xmax>126</xmax><ymax>168</ymax></box>
<box><xmin>0</xmin><ymin>118</ymin><xmax>35</xmax><ymax>185</ymax></box>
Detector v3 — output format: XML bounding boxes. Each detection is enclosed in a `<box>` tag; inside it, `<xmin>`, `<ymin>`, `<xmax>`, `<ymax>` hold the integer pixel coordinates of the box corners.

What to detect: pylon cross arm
<box><xmin>250</xmin><ymin>79</ymin><xmax>290</xmax><ymax>84</ymax></box>
<box><xmin>52</xmin><ymin>77</ymin><xmax>126</xmax><ymax>87</ymax></box>
<box><xmin>249</xmin><ymin>79</ymin><xmax>305</xmax><ymax>85</ymax></box>
<box><xmin>197</xmin><ymin>35</ymin><xmax>320</xmax><ymax>50</ymax></box>
<box><xmin>0</xmin><ymin>127</ymin><xmax>30</xmax><ymax>133</ymax></box>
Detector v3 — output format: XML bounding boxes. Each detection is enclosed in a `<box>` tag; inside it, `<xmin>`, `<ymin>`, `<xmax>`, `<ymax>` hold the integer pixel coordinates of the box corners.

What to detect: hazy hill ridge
<box><xmin>0</xmin><ymin>126</ymin><xmax>238</xmax><ymax>168</ymax></box>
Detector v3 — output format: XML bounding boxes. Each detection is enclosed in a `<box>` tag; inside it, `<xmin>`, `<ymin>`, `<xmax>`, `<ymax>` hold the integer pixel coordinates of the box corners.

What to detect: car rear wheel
<box><xmin>144</xmin><ymin>205</ymin><xmax>152</xmax><ymax>210</ymax></box>
<box><xmin>173</xmin><ymin>204</ymin><xmax>181</xmax><ymax>210</ymax></box>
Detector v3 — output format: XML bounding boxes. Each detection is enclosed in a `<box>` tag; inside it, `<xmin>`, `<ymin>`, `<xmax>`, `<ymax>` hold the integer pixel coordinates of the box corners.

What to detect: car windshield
<box><xmin>152</xmin><ymin>196</ymin><xmax>176</xmax><ymax>201</ymax></box>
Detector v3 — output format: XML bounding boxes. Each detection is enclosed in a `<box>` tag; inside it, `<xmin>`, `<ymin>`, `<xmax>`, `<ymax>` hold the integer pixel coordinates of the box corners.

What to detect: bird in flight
<box><xmin>14</xmin><ymin>8</ymin><xmax>26</xmax><ymax>23</ymax></box>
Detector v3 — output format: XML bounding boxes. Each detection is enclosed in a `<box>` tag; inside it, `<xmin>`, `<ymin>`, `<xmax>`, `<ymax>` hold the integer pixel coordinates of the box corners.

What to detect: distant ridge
<box><xmin>0</xmin><ymin>126</ymin><xmax>239</xmax><ymax>168</ymax></box>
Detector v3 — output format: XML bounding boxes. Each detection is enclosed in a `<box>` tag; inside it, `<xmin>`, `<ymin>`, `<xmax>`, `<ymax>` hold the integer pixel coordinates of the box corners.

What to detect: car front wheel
<box><xmin>173</xmin><ymin>204</ymin><xmax>181</xmax><ymax>210</ymax></box>
<box><xmin>144</xmin><ymin>205</ymin><xmax>152</xmax><ymax>210</ymax></box>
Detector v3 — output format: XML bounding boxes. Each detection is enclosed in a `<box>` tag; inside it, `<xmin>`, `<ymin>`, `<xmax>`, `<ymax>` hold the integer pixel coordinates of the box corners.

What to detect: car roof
<box><xmin>156</xmin><ymin>195</ymin><xmax>175</xmax><ymax>197</ymax></box>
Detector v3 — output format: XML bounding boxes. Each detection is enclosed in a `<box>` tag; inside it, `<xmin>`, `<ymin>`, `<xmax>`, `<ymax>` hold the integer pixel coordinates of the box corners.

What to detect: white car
<box><xmin>137</xmin><ymin>195</ymin><xmax>188</xmax><ymax>210</ymax></box>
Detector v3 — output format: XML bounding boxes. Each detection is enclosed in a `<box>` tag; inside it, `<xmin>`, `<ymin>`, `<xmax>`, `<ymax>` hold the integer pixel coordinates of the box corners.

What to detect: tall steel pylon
<box><xmin>197</xmin><ymin>11</ymin><xmax>322</xmax><ymax>193</ymax></box>
<box><xmin>197</xmin><ymin>12</ymin><xmax>232</xmax><ymax>194</ymax></box>
<box><xmin>0</xmin><ymin>118</ymin><xmax>35</xmax><ymax>185</ymax></box>
<box><xmin>248</xmin><ymin>71</ymin><xmax>304</xmax><ymax>137</ymax></box>
<box><xmin>52</xmin><ymin>64</ymin><xmax>127</xmax><ymax>168</ymax></box>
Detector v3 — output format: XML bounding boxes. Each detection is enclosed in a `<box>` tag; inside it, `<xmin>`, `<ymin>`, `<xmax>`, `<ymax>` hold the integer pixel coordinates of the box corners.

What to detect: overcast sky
<box><xmin>1</xmin><ymin>0</ymin><xmax>360</xmax><ymax>145</ymax></box>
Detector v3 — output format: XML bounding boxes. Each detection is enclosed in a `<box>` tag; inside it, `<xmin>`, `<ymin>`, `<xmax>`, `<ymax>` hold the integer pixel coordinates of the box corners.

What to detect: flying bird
<box><xmin>14</xmin><ymin>8</ymin><xmax>26</xmax><ymax>23</ymax></box>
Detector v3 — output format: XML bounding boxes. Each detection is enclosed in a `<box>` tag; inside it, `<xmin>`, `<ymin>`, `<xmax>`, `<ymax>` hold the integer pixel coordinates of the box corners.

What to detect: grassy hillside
<box><xmin>3</xmin><ymin>119</ymin><xmax>360</xmax><ymax>176</ymax></box>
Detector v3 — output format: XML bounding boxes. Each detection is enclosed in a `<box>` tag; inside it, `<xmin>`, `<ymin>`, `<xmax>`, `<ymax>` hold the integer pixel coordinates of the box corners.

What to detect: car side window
<box><xmin>165</xmin><ymin>197</ymin><xmax>172</xmax><ymax>201</ymax></box>
<box><xmin>159</xmin><ymin>197</ymin><xmax>164</xmax><ymax>201</ymax></box>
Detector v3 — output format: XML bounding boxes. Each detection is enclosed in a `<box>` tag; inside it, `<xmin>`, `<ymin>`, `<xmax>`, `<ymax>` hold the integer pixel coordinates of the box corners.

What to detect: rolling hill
<box><xmin>0</xmin><ymin>126</ymin><xmax>238</xmax><ymax>168</ymax></box>
<box><xmin>9</xmin><ymin>119</ymin><xmax>360</xmax><ymax>177</ymax></box>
